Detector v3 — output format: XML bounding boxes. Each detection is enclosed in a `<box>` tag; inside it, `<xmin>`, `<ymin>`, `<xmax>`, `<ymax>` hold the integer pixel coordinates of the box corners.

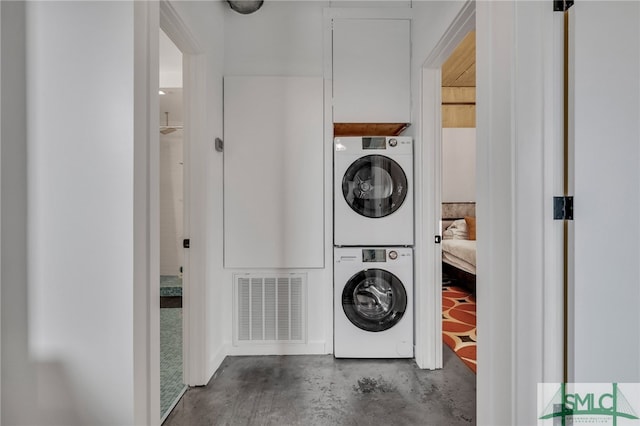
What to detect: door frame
<box><xmin>416</xmin><ymin>1</ymin><xmax>564</xmax><ymax>424</ymax></box>
<box><xmin>475</xmin><ymin>2</ymin><xmax>564</xmax><ymax>423</ymax></box>
<box><xmin>414</xmin><ymin>0</ymin><xmax>475</xmax><ymax>371</ymax></box>
<box><xmin>134</xmin><ymin>1</ymin><xmax>209</xmax><ymax>424</ymax></box>
<box><xmin>159</xmin><ymin>0</ymin><xmax>208</xmax><ymax>388</ymax></box>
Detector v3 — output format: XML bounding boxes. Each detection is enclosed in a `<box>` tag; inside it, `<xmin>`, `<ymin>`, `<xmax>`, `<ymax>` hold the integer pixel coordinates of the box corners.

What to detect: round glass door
<box><xmin>342</xmin><ymin>269</ymin><xmax>407</xmax><ymax>332</ymax></box>
<box><xmin>341</xmin><ymin>155</ymin><xmax>408</xmax><ymax>218</ymax></box>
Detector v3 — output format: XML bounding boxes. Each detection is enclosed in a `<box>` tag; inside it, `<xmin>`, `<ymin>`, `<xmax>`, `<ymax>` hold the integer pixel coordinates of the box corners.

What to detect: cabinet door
<box><xmin>333</xmin><ymin>19</ymin><xmax>410</xmax><ymax>123</ymax></box>
<box><xmin>223</xmin><ymin>76</ymin><xmax>324</xmax><ymax>269</ymax></box>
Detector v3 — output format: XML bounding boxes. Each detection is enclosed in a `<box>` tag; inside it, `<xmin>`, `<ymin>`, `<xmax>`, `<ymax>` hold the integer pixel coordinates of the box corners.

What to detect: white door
<box><xmin>568</xmin><ymin>2</ymin><xmax>640</xmax><ymax>382</ymax></box>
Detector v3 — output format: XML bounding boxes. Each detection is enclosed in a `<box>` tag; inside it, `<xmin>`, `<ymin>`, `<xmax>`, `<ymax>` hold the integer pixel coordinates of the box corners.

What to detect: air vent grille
<box><xmin>234</xmin><ymin>274</ymin><xmax>306</xmax><ymax>344</ymax></box>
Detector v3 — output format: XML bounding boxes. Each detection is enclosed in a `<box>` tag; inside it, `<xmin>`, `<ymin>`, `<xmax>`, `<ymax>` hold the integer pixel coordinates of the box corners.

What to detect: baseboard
<box><xmin>224</xmin><ymin>340</ymin><xmax>328</xmax><ymax>356</ymax></box>
<box><xmin>206</xmin><ymin>346</ymin><xmax>227</xmax><ymax>385</ymax></box>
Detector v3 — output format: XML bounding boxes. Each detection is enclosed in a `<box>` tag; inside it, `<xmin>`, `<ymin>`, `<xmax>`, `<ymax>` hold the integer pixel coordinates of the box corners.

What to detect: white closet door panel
<box><xmin>569</xmin><ymin>3</ymin><xmax>640</xmax><ymax>382</ymax></box>
<box><xmin>224</xmin><ymin>76</ymin><xmax>324</xmax><ymax>268</ymax></box>
<box><xmin>333</xmin><ymin>19</ymin><xmax>410</xmax><ymax>123</ymax></box>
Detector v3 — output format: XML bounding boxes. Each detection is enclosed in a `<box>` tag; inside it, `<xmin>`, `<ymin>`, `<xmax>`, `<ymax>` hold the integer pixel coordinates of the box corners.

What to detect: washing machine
<box><xmin>334</xmin><ymin>247</ymin><xmax>413</xmax><ymax>358</ymax></box>
<box><xmin>334</xmin><ymin>136</ymin><xmax>413</xmax><ymax>246</ymax></box>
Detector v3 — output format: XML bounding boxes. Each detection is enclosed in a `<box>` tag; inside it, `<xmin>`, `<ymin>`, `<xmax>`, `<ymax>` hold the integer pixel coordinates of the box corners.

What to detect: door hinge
<box><xmin>183</xmin><ymin>238</ymin><xmax>190</xmax><ymax>248</ymax></box>
<box><xmin>554</xmin><ymin>196</ymin><xmax>574</xmax><ymax>220</ymax></box>
<box><xmin>554</xmin><ymin>0</ymin><xmax>574</xmax><ymax>12</ymax></box>
<box><xmin>434</xmin><ymin>235</ymin><xmax>441</xmax><ymax>244</ymax></box>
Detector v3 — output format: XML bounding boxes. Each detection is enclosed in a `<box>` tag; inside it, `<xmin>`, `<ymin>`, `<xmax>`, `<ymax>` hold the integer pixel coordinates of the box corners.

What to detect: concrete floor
<box><xmin>163</xmin><ymin>346</ymin><xmax>475</xmax><ymax>426</ymax></box>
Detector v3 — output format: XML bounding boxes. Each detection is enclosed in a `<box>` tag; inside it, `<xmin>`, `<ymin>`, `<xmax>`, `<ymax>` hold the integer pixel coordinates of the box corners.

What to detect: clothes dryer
<box><xmin>334</xmin><ymin>247</ymin><xmax>413</xmax><ymax>358</ymax></box>
<box><xmin>334</xmin><ymin>136</ymin><xmax>413</xmax><ymax>246</ymax></box>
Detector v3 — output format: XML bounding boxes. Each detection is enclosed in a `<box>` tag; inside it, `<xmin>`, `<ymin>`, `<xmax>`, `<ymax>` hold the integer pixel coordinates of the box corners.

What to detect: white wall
<box><xmin>442</xmin><ymin>128</ymin><xmax>476</xmax><ymax>202</ymax></box>
<box><xmin>22</xmin><ymin>2</ymin><xmax>136</xmax><ymax>424</ymax></box>
<box><xmin>0</xmin><ymin>0</ymin><xmax>226</xmax><ymax>422</ymax></box>
<box><xmin>1</xmin><ymin>2</ymin><xmax>31</xmax><ymax>424</ymax></box>
<box><xmin>220</xmin><ymin>0</ymin><xmax>474</xmax><ymax>357</ymax></box>
<box><xmin>159</xmin><ymin>29</ymin><xmax>182</xmax><ymax>88</ymax></box>
<box><xmin>222</xmin><ymin>1</ymin><xmax>332</xmax><ymax>355</ymax></box>
<box><xmin>224</xmin><ymin>1</ymin><xmax>326</xmax><ymax>76</ymax></box>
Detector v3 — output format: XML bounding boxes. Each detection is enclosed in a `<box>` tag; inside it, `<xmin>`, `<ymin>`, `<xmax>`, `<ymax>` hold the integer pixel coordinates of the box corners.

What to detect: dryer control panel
<box><xmin>335</xmin><ymin>136</ymin><xmax>412</xmax><ymax>155</ymax></box>
<box><xmin>363</xmin><ymin>248</ymin><xmax>387</xmax><ymax>262</ymax></box>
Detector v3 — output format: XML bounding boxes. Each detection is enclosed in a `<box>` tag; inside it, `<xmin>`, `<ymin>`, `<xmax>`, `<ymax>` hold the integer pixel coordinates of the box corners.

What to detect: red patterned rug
<box><xmin>442</xmin><ymin>285</ymin><xmax>477</xmax><ymax>373</ymax></box>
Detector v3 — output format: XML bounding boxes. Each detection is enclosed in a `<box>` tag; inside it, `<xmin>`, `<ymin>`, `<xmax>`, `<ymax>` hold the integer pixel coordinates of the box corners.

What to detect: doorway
<box><xmin>439</xmin><ymin>30</ymin><xmax>477</xmax><ymax>374</ymax></box>
<box><xmin>414</xmin><ymin>0</ymin><xmax>475</xmax><ymax>371</ymax></box>
<box><xmin>159</xmin><ymin>28</ymin><xmax>187</xmax><ymax>421</ymax></box>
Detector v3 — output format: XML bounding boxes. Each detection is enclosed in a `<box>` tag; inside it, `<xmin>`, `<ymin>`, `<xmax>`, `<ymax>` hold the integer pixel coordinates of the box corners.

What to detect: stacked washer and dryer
<box><xmin>334</xmin><ymin>136</ymin><xmax>414</xmax><ymax>358</ymax></box>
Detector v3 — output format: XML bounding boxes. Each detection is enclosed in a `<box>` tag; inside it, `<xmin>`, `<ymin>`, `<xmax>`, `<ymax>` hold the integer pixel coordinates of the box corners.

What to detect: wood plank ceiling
<box><xmin>442</xmin><ymin>31</ymin><xmax>476</xmax><ymax>128</ymax></box>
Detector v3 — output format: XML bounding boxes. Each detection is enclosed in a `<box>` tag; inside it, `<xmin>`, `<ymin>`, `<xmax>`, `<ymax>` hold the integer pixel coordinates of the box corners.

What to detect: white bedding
<box><xmin>442</xmin><ymin>239</ymin><xmax>476</xmax><ymax>275</ymax></box>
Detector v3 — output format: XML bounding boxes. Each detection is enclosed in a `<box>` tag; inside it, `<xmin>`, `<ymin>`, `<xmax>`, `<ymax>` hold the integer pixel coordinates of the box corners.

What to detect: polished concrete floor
<box><xmin>164</xmin><ymin>346</ymin><xmax>475</xmax><ymax>426</ymax></box>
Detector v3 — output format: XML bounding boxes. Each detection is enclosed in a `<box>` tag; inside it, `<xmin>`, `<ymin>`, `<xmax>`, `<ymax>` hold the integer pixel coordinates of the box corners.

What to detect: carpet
<box><xmin>442</xmin><ymin>284</ymin><xmax>477</xmax><ymax>373</ymax></box>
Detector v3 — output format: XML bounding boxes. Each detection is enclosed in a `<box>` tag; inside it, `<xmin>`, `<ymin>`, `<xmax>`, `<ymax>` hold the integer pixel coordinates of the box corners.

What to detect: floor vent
<box><xmin>234</xmin><ymin>273</ymin><xmax>306</xmax><ymax>344</ymax></box>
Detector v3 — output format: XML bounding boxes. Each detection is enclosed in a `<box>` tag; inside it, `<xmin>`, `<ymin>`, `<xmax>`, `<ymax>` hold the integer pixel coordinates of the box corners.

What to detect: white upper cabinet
<box><xmin>332</xmin><ymin>19</ymin><xmax>411</xmax><ymax>123</ymax></box>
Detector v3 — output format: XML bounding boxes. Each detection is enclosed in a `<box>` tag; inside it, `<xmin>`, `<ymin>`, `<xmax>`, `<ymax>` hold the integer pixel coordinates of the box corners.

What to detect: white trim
<box><xmin>0</xmin><ymin>3</ymin><xmax>3</xmax><ymax>420</ymax></box>
<box><xmin>542</xmin><ymin>9</ymin><xmax>565</xmax><ymax>385</ymax></box>
<box><xmin>421</xmin><ymin>1</ymin><xmax>475</xmax><ymax>69</ymax></box>
<box><xmin>322</xmin><ymin>11</ymin><xmax>334</xmax><ymax>356</ymax></box>
<box><xmin>159</xmin><ymin>0</ymin><xmax>209</xmax><ymax>387</ymax></box>
<box><xmin>475</xmin><ymin>2</ymin><xmax>564</xmax><ymax>424</ymax></box>
<box><xmin>414</xmin><ymin>67</ymin><xmax>442</xmax><ymax>370</ymax></box>
<box><xmin>182</xmin><ymin>53</ymin><xmax>208</xmax><ymax>386</ymax></box>
<box><xmin>475</xmin><ymin>4</ymin><xmax>516</xmax><ymax>423</ymax></box>
<box><xmin>566</xmin><ymin>6</ymin><xmax>575</xmax><ymax>384</ymax></box>
<box><xmin>208</xmin><ymin>346</ymin><xmax>227</xmax><ymax>380</ymax></box>
<box><xmin>414</xmin><ymin>0</ymin><xmax>474</xmax><ymax>371</ymax></box>
<box><xmin>160</xmin><ymin>0</ymin><xmax>202</xmax><ymax>55</ymax></box>
<box><xmin>134</xmin><ymin>2</ymin><xmax>160</xmax><ymax>425</ymax></box>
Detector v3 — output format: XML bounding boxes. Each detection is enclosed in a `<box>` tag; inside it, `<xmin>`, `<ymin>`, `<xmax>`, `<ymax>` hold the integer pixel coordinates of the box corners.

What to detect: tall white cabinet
<box><xmin>332</xmin><ymin>19</ymin><xmax>411</xmax><ymax>123</ymax></box>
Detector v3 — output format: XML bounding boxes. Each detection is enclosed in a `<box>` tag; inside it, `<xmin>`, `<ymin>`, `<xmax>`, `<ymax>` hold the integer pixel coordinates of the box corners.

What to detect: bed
<box><xmin>441</xmin><ymin>202</ymin><xmax>476</xmax><ymax>291</ymax></box>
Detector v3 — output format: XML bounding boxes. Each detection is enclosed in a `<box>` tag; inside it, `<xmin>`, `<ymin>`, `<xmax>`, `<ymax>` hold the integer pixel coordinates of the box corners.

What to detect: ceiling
<box><xmin>442</xmin><ymin>31</ymin><xmax>475</xmax><ymax>88</ymax></box>
<box><xmin>160</xmin><ymin>30</ymin><xmax>182</xmax><ymax>89</ymax></box>
<box><xmin>160</xmin><ymin>30</ymin><xmax>183</xmax><ymax>127</ymax></box>
<box><xmin>441</xmin><ymin>30</ymin><xmax>475</xmax><ymax>128</ymax></box>
<box><xmin>160</xmin><ymin>88</ymin><xmax>183</xmax><ymax>127</ymax></box>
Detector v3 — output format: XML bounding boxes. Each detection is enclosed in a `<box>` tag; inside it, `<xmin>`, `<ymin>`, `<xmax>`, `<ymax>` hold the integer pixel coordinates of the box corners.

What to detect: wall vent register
<box><xmin>234</xmin><ymin>273</ymin><xmax>306</xmax><ymax>344</ymax></box>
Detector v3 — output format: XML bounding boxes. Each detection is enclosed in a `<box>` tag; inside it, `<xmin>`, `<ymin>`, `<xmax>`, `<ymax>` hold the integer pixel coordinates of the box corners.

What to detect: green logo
<box><xmin>539</xmin><ymin>383</ymin><xmax>639</xmax><ymax>425</ymax></box>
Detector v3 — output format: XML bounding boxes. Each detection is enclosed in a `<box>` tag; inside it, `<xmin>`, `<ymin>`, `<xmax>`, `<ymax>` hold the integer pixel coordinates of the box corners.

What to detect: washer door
<box><xmin>341</xmin><ymin>155</ymin><xmax>408</xmax><ymax>218</ymax></box>
<box><xmin>342</xmin><ymin>268</ymin><xmax>407</xmax><ymax>332</ymax></box>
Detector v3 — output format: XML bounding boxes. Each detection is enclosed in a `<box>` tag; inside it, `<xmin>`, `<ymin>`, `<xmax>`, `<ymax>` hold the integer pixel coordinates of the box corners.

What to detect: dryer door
<box><xmin>342</xmin><ymin>268</ymin><xmax>407</xmax><ymax>332</ymax></box>
<box><xmin>341</xmin><ymin>155</ymin><xmax>408</xmax><ymax>218</ymax></box>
